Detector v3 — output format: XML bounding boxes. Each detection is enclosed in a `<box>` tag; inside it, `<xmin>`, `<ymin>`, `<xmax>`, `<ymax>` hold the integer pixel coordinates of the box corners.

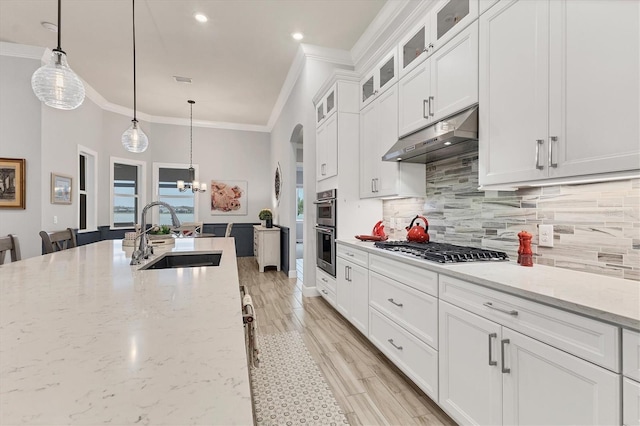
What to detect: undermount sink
<box><xmin>140</xmin><ymin>251</ymin><xmax>222</xmax><ymax>270</ymax></box>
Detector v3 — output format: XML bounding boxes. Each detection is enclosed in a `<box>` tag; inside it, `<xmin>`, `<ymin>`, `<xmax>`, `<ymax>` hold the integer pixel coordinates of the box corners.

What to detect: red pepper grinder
<box><xmin>517</xmin><ymin>230</ymin><xmax>525</xmax><ymax>264</ymax></box>
<box><xmin>520</xmin><ymin>231</ymin><xmax>533</xmax><ymax>267</ymax></box>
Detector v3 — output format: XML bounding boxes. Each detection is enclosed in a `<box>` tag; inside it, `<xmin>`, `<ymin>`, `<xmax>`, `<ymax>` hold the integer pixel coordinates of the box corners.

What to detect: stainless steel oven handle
<box><xmin>314</xmin><ymin>226</ymin><xmax>335</xmax><ymax>235</ymax></box>
<box><xmin>313</xmin><ymin>200</ymin><xmax>335</xmax><ymax>205</ymax></box>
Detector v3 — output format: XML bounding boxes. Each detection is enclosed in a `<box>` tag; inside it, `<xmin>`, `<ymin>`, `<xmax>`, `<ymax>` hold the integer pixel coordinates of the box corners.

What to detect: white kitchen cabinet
<box><xmin>336</xmin><ymin>248</ymin><xmax>369</xmax><ymax>336</ymax></box>
<box><xmin>316</xmin><ymin>267</ymin><xmax>337</xmax><ymax>308</ymax></box>
<box><xmin>316</xmin><ymin>83</ymin><xmax>336</xmax><ymax>126</ymax></box>
<box><xmin>429</xmin><ymin>0</ymin><xmax>479</xmax><ymax>54</ymax></box>
<box><xmin>360</xmin><ymin>84</ymin><xmax>426</xmax><ymax>198</ymax></box>
<box><xmin>253</xmin><ymin>225</ymin><xmax>280</xmax><ymax>272</ymax></box>
<box><xmin>479</xmin><ymin>0</ymin><xmax>640</xmax><ymax>188</ymax></box>
<box><xmin>398</xmin><ymin>16</ymin><xmax>432</xmax><ymax>79</ymax></box>
<box><xmin>399</xmin><ymin>21</ymin><xmax>478</xmax><ymax>137</ymax></box>
<box><xmin>624</xmin><ymin>378</ymin><xmax>640</xmax><ymax>426</ymax></box>
<box><xmin>360</xmin><ymin>49</ymin><xmax>398</xmax><ymax>109</ymax></box>
<box><xmin>439</xmin><ymin>300</ymin><xmax>503</xmax><ymax>425</ymax></box>
<box><xmin>439</xmin><ymin>299</ymin><xmax>621</xmax><ymax>426</ymax></box>
<box><xmin>316</xmin><ymin>113</ymin><xmax>338</xmax><ymax>181</ymax></box>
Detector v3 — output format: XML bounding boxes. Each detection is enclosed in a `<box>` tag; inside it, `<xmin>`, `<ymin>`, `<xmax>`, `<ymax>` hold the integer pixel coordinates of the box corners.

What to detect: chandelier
<box><xmin>177</xmin><ymin>100</ymin><xmax>206</xmax><ymax>193</ymax></box>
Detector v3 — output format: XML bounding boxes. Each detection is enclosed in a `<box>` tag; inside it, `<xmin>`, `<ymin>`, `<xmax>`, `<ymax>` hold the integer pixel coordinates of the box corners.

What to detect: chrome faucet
<box><xmin>130</xmin><ymin>201</ymin><xmax>181</xmax><ymax>265</ymax></box>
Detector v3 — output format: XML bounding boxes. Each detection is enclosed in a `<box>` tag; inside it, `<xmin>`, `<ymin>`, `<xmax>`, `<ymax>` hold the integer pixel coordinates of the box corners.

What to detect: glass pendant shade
<box><xmin>121</xmin><ymin>120</ymin><xmax>149</xmax><ymax>153</ymax></box>
<box><xmin>31</xmin><ymin>50</ymin><xmax>85</xmax><ymax>110</ymax></box>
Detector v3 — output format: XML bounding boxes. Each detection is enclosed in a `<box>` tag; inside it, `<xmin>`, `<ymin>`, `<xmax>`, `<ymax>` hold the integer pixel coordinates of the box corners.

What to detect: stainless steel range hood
<box><xmin>382</xmin><ymin>105</ymin><xmax>478</xmax><ymax>163</ymax></box>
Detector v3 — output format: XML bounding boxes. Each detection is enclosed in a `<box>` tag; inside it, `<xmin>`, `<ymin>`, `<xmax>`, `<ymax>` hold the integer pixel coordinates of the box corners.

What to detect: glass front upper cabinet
<box><xmin>361</xmin><ymin>74</ymin><xmax>375</xmax><ymax>105</ymax></box>
<box><xmin>399</xmin><ymin>18</ymin><xmax>431</xmax><ymax>78</ymax></box>
<box><xmin>430</xmin><ymin>0</ymin><xmax>478</xmax><ymax>51</ymax></box>
<box><xmin>316</xmin><ymin>103</ymin><xmax>324</xmax><ymax>124</ymax></box>
<box><xmin>326</xmin><ymin>90</ymin><xmax>335</xmax><ymax>116</ymax></box>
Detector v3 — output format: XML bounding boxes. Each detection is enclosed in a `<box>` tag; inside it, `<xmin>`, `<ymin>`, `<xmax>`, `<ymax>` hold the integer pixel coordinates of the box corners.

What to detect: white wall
<box><xmin>0</xmin><ymin>43</ymin><xmax>272</xmax><ymax>261</ymax></box>
<box><xmin>269</xmin><ymin>52</ymin><xmax>348</xmax><ymax>285</ymax></box>
<box><xmin>0</xmin><ymin>54</ymin><xmax>43</xmax><ymax>260</ymax></box>
<box><xmin>148</xmin><ymin>123</ymin><xmax>271</xmax><ymax>223</ymax></box>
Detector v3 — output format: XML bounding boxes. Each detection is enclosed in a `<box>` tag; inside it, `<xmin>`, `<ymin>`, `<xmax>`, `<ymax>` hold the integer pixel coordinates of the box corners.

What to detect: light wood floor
<box><xmin>237</xmin><ymin>257</ymin><xmax>456</xmax><ymax>426</ymax></box>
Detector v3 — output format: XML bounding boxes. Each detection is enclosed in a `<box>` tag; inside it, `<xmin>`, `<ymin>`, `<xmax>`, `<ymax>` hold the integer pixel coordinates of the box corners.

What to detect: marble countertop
<box><xmin>338</xmin><ymin>239</ymin><xmax>640</xmax><ymax>331</ymax></box>
<box><xmin>0</xmin><ymin>238</ymin><xmax>253</xmax><ymax>425</ymax></box>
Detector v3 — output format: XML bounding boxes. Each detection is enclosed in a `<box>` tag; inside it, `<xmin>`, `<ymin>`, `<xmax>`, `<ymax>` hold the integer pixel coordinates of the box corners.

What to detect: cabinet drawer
<box><xmin>624</xmin><ymin>377</ymin><xmax>640</xmax><ymax>426</ymax></box>
<box><xmin>369</xmin><ymin>308</ymin><xmax>438</xmax><ymax>402</ymax></box>
<box><xmin>624</xmin><ymin>329</ymin><xmax>640</xmax><ymax>381</ymax></box>
<box><xmin>336</xmin><ymin>244</ymin><xmax>368</xmax><ymax>268</ymax></box>
<box><xmin>317</xmin><ymin>278</ymin><xmax>337</xmax><ymax>308</ymax></box>
<box><xmin>369</xmin><ymin>270</ymin><xmax>438</xmax><ymax>349</ymax></box>
<box><xmin>369</xmin><ymin>253</ymin><xmax>438</xmax><ymax>297</ymax></box>
<box><xmin>439</xmin><ymin>275</ymin><xmax>620</xmax><ymax>372</ymax></box>
<box><xmin>316</xmin><ymin>267</ymin><xmax>337</xmax><ymax>294</ymax></box>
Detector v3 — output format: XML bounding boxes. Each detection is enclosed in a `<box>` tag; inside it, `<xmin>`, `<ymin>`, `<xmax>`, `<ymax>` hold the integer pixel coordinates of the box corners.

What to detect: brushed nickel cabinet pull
<box><xmin>483</xmin><ymin>302</ymin><xmax>518</xmax><ymax>316</ymax></box>
<box><xmin>423</xmin><ymin>99</ymin><xmax>429</xmax><ymax>119</ymax></box>
<box><xmin>550</xmin><ymin>136</ymin><xmax>558</xmax><ymax>168</ymax></box>
<box><xmin>535</xmin><ymin>139</ymin><xmax>545</xmax><ymax>170</ymax></box>
<box><xmin>488</xmin><ymin>333</ymin><xmax>497</xmax><ymax>366</ymax></box>
<box><xmin>321</xmin><ymin>289</ymin><xmax>328</xmax><ymax>295</ymax></box>
<box><xmin>388</xmin><ymin>339</ymin><xmax>403</xmax><ymax>350</ymax></box>
<box><xmin>321</xmin><ymin>278</ymin><xmax>327</xmax><ymax>283</ymax></box>
<box><xmin>387</xmin><ymin>298</ymin><xmax>404</xmax><ymax>307</ymax></box>
<box><xmin>501</xmin><ymin>339</ymin><xmax>510</xmax><ymax>373</ymax></box>
<box><xmin>428</xmin><ymin>95</ymin><xmax>434</xmax><ymax>117</ymax></box>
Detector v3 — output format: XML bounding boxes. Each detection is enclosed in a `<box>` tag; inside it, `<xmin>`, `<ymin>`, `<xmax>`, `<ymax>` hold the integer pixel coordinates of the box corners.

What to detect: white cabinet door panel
<box><xmin>624</xmin><ymin>378</ymin><xmax>640</xmax><ymax>426</ymax></box>
<box><xmin>349</xmin><ymin>262</ymin><xmax>369</xmax><ymax>336</ymax></box>
<box><xmin>548</xmin><ymin>0</ymin><xmax>640</xmax><ymax>178</ymax></box>
<box><xmin>503</xmin><ymin>328</ymin><xmax>621</xmax><ymax>426</ymax></box>
<box><xmin>478</xmin><ymin>0</ymin><xmax>549</xmax><ymax>185</ymax></box>
<box><xmin>439</xmin><ymin>300</ymin><xmax>502</xmax><ymax>426</ymax></box>
<box><xmin>430</xmin><ymin>21</ymin><xmax>478</xmax><ymax>122</ymax></box>
<box><xmin>624</xmin><ymin>329</ymin><xmax>640</xmax><ymax>382</ymax></box>
<box><xmin>398</xmin><ymin>61</ymin><xmax>430</xmax><ymax>137</ymax></box>
<box><xmin>376</xmin><ymin>85</ymin><xmax>401</xmax><ymax>197</ymax></box>
<box><xmin>324</xmin><ymin>113</ymin><xmax>338</xmax><ymax>179</ymax></box>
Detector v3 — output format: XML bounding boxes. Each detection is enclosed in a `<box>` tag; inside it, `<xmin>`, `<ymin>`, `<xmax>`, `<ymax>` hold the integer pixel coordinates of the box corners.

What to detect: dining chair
<box><xmin>225</xmin><ymin>223</ymin><xmax>233</xmax><ymax>237</ymax></box>
<box><xmin>0</xmin><ymin>234</ymin><xmax>21</xmax><ymax>265</ymax></box>
<box><xmin>39</xmin><ymin>228</ymin><xmax>77</xmax><ymax>254</ymax></box>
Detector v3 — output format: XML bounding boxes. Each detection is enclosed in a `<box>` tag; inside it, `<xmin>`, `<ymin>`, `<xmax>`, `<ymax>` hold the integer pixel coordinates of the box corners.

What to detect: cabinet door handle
<box><xmin>535</xmin><ymin>139</ymin><xmax>545</xmax><ymax>170</ymax></box>
<box><xmin>375</xmin><ymin>178</ymin><xmax>379</xmax><ymax>192</ymax></box>
<box><xmin>347</xmin><ymin>266</ymin><xmax>352</xmax><ymax>282</ymax></box>
<box><xmin>501</xmin><ymin>339</ymin><xmax>510</xmax><ymax>373</ymax></box>
<box><xmin>321</xmin><ymin>278</ymin><xmax>328</xmax><ymax>283</ymax></box>
<box><xmin>371</xmin><ymin>179</ymin><xmax>375</xmax><ymax>193</ymax></box>
<box><xmin>321</xmin><ymin>289</ymin><xmax>329</xmax><ymax>295</ymax></box>
<box><xmin>428</xmin><ymin>96</ymin><xmax>434</xmax><ymax>117</ymax></box>
<box><xmin>428</xmin><ymin>43</ymin><xmax>434</xmax><ymax>50</ymax></box>
<box><xmin>387</xmin><ymin>298</ymin><xmax>403</xmax><ymax>307</ymax></box>
<box><xmin>388</xmin><ymin>338</ymin><xmax>403</xmax><ymax>351</ymax></box>
<box><xmin>344</xmin><ymin>265</ymin><xmax>349</xmax><ymax>281</ymax></box>
<box><xmin>423</xmin><ymin>99</ymin><xmax>429</xmax><ymax>119</ymax></box>
<box><xmin>549</xmin><ymin>136</ymin><xmax>558</xmax><ymax>168</ymax></box>
<box><xmin>488</xmin><ymin>333</ymin><xmax>497</xmax><ymax>366</ymax></box>
<box><xmin>345</xmin><ymin>252</ymin><xmax>354</xmax><ymax>257</ymax></box>
<box><xmin>483</xmin><ymin>302</ymin><xmax>518</xmax><ymax>316</ymax></box>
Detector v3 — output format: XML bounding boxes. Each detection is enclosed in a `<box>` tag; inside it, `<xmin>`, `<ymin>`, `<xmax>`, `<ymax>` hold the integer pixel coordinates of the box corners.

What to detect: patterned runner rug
<box><xmin>250</xmin><ymin>330</ymin><xmax>349</xmax><ymax>425</ymax></box>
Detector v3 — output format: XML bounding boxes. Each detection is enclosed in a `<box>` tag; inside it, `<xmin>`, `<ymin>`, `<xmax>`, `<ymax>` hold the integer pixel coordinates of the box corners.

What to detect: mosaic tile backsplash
<box><xmin>383</xmin><ymin>152</ymin><xmax>640</xmax><ymax>281</ymax></box>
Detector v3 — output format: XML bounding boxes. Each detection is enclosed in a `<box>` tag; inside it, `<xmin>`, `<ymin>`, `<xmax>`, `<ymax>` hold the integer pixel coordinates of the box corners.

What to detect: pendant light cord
<box><xmin>132</xmin><ymin>0</ymin><xmax>138</xmax><ymax>122</ymax></box>
<box><xmin>56</xmin><ymin>0</ymin><xmax>62</xmax><ymax>51</ymax></box>
<box><xmin>189</xmin><ymin>102</ymin><xmax>193</xmax><ymax>167</ymax></box>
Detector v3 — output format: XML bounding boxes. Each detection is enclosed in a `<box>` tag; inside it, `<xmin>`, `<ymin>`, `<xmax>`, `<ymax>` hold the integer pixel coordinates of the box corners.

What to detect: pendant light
<box><xmin>31</xmin><ymin>0</ymin><xmax>85</xmax><ymax>110</ymax></box>
<box><xmin>121</xmin><ymin>0</ymin><xmax>149</xmax><ymax>153</ymax></box>
<box><xmin>177</xmin><ymin>100</ymin><xmax>207</xmax><ymax>193</ymax></box>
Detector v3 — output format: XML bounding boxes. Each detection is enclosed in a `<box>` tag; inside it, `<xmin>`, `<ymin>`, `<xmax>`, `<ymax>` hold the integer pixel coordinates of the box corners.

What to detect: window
<box><xmin>78</xmin><ymin>146</ymin><xmax>98</xmax><ymax>231</ymax></box>
<box><xmin>296</xmin><ymin>187</ymin><xmax>304</xmax><ymax>221</ymax></box>
<box><xmin>110</xmin><ymin>157</ymin><xmax>146</xmax><ymax>228</ymax></box>
<box><xmin>153</xmin><ymin>163</ymin><xmax>198</xmax><ymax>225</ymax></box>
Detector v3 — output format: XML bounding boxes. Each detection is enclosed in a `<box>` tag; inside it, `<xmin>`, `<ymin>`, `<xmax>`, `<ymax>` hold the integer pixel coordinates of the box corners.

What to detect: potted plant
<box><xmin>148</xmin><ymin>224</ymin><xmax>173</xmax><ymax>240</ymax></box>
<box><xmin>259</xmin><ymin>209</ymin><xmax>273</xmax><ymax>228</ymax></box>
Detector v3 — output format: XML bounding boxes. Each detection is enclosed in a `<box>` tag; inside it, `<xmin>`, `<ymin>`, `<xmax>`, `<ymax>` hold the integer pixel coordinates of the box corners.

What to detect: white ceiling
<box><xmin>0</xmin><ymin>0</ymin><xmax>387</xmax><ymax>128</ymax></box>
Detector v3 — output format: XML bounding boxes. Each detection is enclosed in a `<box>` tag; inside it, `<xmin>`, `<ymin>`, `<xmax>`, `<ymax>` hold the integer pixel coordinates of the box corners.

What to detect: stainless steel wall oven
<box><xmin>314</xmin><ymin>189</ymin><xmax>336</xmax><ymax>276</ymax></box>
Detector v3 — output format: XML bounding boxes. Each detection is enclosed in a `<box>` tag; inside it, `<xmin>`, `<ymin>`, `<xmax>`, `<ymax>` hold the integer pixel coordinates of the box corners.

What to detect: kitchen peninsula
<box><xmin>0</xmin><ymin>238</ymin><xmax>253</xmax><ymax>425</ymax></box>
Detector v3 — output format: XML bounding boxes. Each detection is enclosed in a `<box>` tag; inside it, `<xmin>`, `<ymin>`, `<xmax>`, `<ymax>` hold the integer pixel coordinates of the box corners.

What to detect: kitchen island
<box><xmin>0</xmin><ymin>238</ymin><xmax>253</xmax><ymax>425</ymax></box>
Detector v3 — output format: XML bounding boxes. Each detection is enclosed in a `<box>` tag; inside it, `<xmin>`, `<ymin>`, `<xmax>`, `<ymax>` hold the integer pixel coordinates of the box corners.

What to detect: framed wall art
<box><xmin>210</xmin><ymin>180</ymin><xmax>248</xmax><ymax>215</ymax></box>
<box><xmin>51</xmin><ymin>173</ymin><xmax>72</xmax><ymax>205</ymax></box>
<box><xmin>274</xmin><ymin>162</ymin><xmax>282</xmax><ymax>205</ymax></box>
<box><xmin>0</xmin><ymin>158</ymin><xmax>26</xmax><ymax>209</ymax></box>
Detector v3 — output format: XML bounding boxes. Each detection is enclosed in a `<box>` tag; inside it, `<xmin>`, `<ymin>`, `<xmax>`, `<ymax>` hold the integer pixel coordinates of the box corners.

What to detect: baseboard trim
<box><xmin>302</xmin><ymin>285</ymin><xmax>320</xmax><ymax>298</ymax></box>
<box><xmin>288</xmin><ymin>270</ymin><xmax>297</xmax><ymax>278</ymax></box>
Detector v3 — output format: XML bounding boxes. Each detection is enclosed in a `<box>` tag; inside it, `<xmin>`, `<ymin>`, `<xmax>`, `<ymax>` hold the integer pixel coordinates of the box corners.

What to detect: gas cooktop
<box><xmin>374</xmin><ymin>240</ymin><xmax>509</xmax><ymax>263</ymax></box>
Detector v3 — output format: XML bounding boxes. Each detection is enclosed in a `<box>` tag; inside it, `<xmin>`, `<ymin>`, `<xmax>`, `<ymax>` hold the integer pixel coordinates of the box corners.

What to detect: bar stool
<box><xmin>39</xmin><ymin>228</ymin><xmax>77</xmax><ymax>254</ymax></box>
<box><xmin>0</xmin><ymin>234</ymin><xmax>21</xmax><ymax>264</ymax></box>
<box><xmin>225</xmin><ymin>223</ymin><xmax>233</xmax><ymax>237</ymax></box>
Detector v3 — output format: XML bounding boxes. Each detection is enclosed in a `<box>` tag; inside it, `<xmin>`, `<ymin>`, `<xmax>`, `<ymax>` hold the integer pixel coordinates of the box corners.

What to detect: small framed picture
<box><xmin>51</xmin><ymin>173</ymin><xmax>72</xmax><ymax>205</ymax></box>
<box><xmin>0</xmin><ymin>158</ymin><xmax>26</xmax><ymax>209</ymax></box>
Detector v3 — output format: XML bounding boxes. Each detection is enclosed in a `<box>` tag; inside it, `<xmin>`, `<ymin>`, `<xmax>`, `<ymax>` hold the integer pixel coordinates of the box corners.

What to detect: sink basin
<box><xmin>140</xmin><ymin>251</ymin><xmax>222</xmax><ymax>270</ymax></box>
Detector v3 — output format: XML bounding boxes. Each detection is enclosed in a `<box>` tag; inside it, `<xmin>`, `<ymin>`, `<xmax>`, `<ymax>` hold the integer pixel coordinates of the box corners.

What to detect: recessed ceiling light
<box><xmin>41</xmin><ymin>21</ymin><xmax>58</xmax><ymax>32</ymax></box>
<box><xmin>291</xmin><ymin>32</ymin><xmax>304</xmax><ymax>41</ymax></box>
<box><xmin>194</xmin><ymin>13</ymin><xmax>208</xmax><ymax>23</ymax></box>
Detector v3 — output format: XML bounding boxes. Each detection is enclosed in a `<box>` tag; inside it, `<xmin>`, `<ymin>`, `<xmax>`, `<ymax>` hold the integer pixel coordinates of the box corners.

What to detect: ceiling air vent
<box><xmin>173</xmin><ymin>76</ymin><xmax>192</xmax><ymax>84</ymax></box>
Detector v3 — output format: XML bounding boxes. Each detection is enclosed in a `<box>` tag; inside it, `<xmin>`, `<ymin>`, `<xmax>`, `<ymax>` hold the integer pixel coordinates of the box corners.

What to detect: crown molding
<box><xmin>312</xmin><ymin>69</ymin><xmax>360</xmax><ymax>105</ymax></box>
<box><xmin>300</xmin><ymin>43</ymin><xmax>353</xmax><ymax>66</ymax></box>
<box><xmin>0</xmin><ymin>42</ymin><xmax>45</xmax><ymax>60</ymax></box>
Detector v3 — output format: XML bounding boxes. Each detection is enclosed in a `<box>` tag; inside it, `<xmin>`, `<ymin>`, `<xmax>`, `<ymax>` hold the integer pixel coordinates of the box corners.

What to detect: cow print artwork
<box><xmin>210</xmin><ymin>180</ymin><xmax>248</xmax><ymax>215</ymax></box>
